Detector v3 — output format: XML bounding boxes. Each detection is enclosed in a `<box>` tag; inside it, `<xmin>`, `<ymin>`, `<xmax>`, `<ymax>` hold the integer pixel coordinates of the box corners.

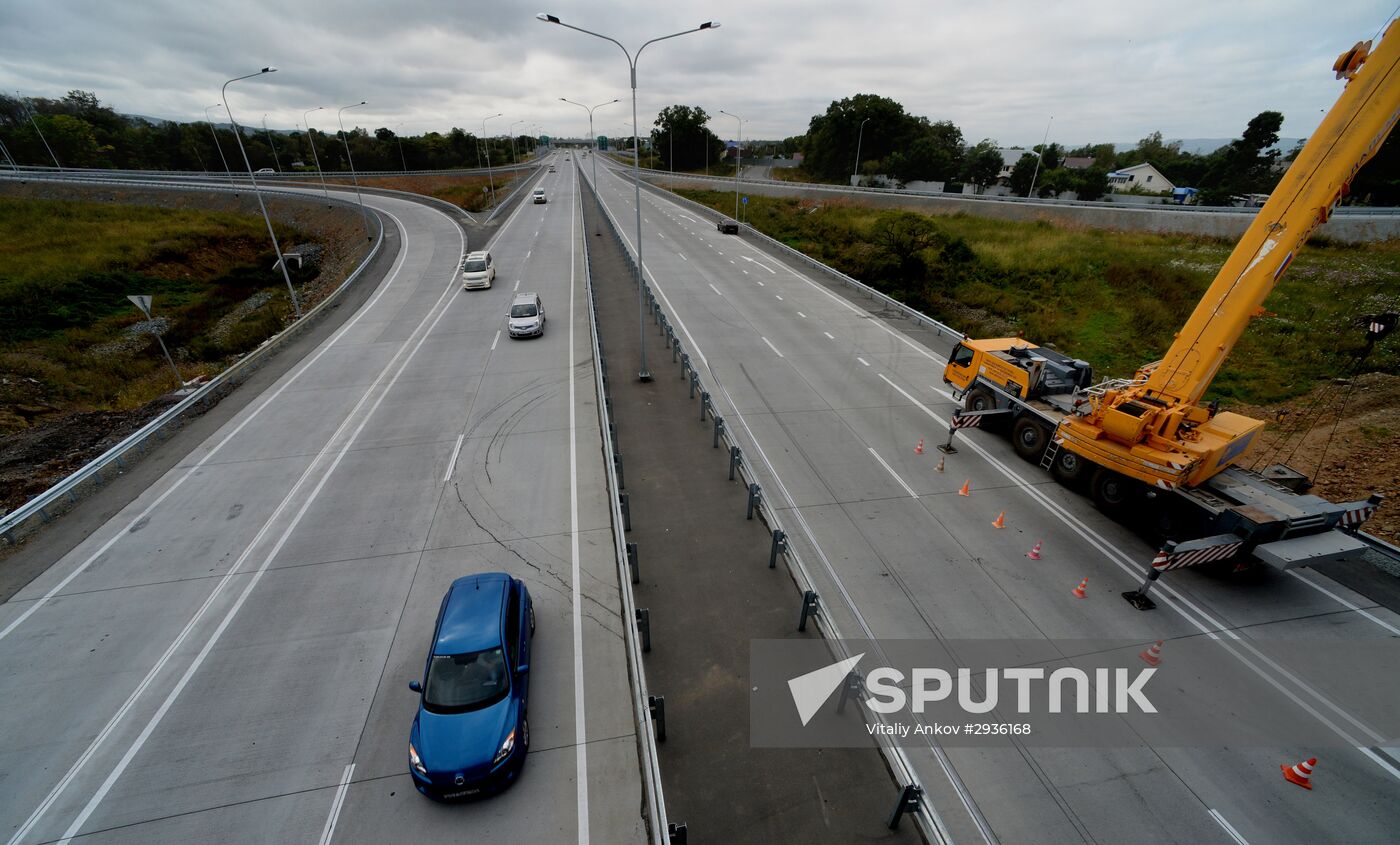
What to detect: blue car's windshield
<box><xmin>423</xmin><ymin>647</ymin><xmax>509</xmax><ymax>713</ymax></box>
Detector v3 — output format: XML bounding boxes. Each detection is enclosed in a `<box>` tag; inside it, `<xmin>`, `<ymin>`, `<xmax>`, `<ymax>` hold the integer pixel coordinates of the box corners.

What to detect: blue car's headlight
<box><xmin>409</xmin><ymin>742</ymin><xmax>427</xmax><ymax>775</ymax></box>
<box><xmin>493</xmin><ymin>728</ymin><xmax>516</xmax><ymax>765</ymax></box>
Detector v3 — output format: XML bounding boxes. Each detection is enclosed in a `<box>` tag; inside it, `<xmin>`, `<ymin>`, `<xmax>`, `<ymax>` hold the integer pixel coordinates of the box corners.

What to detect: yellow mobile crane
<box><xmin>943</xmin><ymin>25</ymin><xmax>1395</xmax><ymax>571</ymax></box>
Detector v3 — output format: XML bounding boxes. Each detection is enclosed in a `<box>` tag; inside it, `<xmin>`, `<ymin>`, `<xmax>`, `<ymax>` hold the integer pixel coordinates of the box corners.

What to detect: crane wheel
<box><xmin>965</xmin><ymin>388</ymin><xmax>1006</xmax><ymax>432</ymax></box>
<box><xmin>1090</xmin><ymin>467</ymin><xmax>1134</xmax><ymax>514</ymax></box>
<box><xmin>1012</xmin><ymin>418</ymin><xmax>1050</xmax><ymax>462</ymax></box>
<box><xmin>1050</xmin><ymin>448</ymin><xmax>1088</xmax><ymax>487</ymax></box>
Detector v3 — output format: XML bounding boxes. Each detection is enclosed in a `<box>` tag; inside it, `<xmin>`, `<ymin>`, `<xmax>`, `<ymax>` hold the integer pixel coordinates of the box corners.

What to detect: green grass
<box><xmin>676</xmin><ymin>189</ymin><xmax>1400</xmax><ymax>405</ymax></box>
<box><xmin>0</xmin><ymin>198</ymin><xmax>306</xmax><ymax>431</ymax></box>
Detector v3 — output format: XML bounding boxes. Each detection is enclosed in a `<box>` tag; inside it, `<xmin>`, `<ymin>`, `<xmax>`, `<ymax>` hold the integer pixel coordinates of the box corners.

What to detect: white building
<box><xmin>1107</xmin><ymin>162</ymin><xmax>1175</xmax><ymax>194</ymax></box>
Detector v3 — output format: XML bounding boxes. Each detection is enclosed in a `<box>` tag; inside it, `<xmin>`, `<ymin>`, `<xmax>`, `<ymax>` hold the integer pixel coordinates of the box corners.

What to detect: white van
<box><xmin>461</xmin><ymin>251</ymin><xmax>495</xmax><ymax>289</ymax></box>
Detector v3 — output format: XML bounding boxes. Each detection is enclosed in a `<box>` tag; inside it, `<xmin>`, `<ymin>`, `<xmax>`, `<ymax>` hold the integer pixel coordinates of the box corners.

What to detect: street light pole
<box><xmin>560</xmin><ymin>97</ymin><xmax>619</xmax><ymax>188</ymax></box>
<box><xmin>1027</xmin><ymin>115</ymin><xmax>1053</xmax><ymax>199</ymax></box>
<box><xmin>337</xmin><ymin>101</ymin><xmax>372</xmax><ymax>239</ymax></box>
<box><xmin>222</xmin><ymin>68</ymin><xmax>302</xmax><ymax>318</ymax></box>
<box><xmin>303</xmin><ymin>106</ymin><xmax>329</xmax><ymax>199</ymax></box>
<box><xmin>853</xmin><ymin>116</ymin><xmax>870</xmax><ymax>186</ymax></box>
<box><xmin>127</xmin><ymin>295</ymin><xmax>184</xmax><ymax>386</ymax></box>
<box><xmin>481</xmin><ymin>112</ymin><xmax>502</xmax><ymax>207</ymax></box>
<box><xmin>17</xmin><ymin>93</ymin><xmax>62</xmax><ymax>170</ymax></box>
<box><xmin>263</xmin><ymin>114</ymin><xmax>282</xmax><ymax>172</ymax></box>
<box><xmin>539</xmin><ymin>12</ymin><xmax>720</xmax><ymax>381</ymax></box>
<box><xmin>509</xmin><ymin>119</ymin><xmax>525</xmax><ymax>165</ymax></box>
<box><xmin>396</xmin><ymin>123</ymin><xmax>408</xmax><ymax>172</ymax></box>
<box><xmin>205</xmin><ymin>103</ymin><xmax>236</xmax><ymax>187</ymax></box>
<box><xmin>719</xmin><ymin>109</ymin><xmax>742</xmax><ymax>221</ymax></box>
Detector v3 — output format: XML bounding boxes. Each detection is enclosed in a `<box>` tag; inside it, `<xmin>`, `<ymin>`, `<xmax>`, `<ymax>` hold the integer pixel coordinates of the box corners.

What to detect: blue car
<box><xmin>409</xmin><ymin>572</ymin><xmax>534</xmax><ymax>800</ymax></box>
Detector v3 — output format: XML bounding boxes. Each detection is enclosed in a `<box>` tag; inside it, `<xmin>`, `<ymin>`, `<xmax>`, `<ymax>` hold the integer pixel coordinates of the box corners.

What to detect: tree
<box><xmin>869</xmin><ymin>211</ymin><xmax>940</xmax><ymax>282</ymax></box>
<box><xmin>652</xmin><ymin>104</ymin><xmax>722</xmax><ymax>171</ymax></box>
<box><xmin>962</xmin><ymin>139</ymin><xmax>1003</xmax><ymax>192</ymax></box>
<box><xmin>803</xmin><ymin>93</ymin><xmax>927</xmax><ymax>182</ymax></box>
<box><xmin>1075</xmin><ymin>167</ymin><xmax>1110</xmax><ymax>201</ymax></box>
<box><xmin>1035</xmin><ymin>142</ymin><xmax>1064</xmax><ymax>172</ymax></box>
<box><xmin>1008</xmin><ymin>153</ymin><xmax>1040</xmax><ymax>196</ymax></box>
<box><xmin>1349</xmin><ymin>129</ymin><xmax>1400</xmax><ymax>205</ymax></box>
<box><xmin>1198</xmin><ymin>110</ymin><xmax>1284</xmax><ymax>205</ymax></box>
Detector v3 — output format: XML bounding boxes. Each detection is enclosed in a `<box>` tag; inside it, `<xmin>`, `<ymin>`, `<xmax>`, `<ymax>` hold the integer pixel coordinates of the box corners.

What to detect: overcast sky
<box><xmin>1</xmin><ymin>1</ymin><xmax>1394</xmax><ymax>147</ymax></box>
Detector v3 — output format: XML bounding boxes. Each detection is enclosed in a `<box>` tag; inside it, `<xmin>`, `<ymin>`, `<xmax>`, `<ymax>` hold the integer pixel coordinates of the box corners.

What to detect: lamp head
<box><xmin>536</xmin><ymin>13</ymin><xmax>560</xmax><ymax>23</ymax></box>
<box><xmin>700</xmin><ymin>21</ymin><xmax>719</xmax><ymax>29</ymax></box>
<box><xmin>262</xmin><ymin>67</ymin><xmax>277</xmax><ymax>74</ymax></box>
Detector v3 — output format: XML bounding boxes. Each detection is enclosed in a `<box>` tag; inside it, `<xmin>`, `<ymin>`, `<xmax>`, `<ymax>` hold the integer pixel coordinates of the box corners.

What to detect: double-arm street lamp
<box><xmin>560</xmin><ymin>97</ymin><xmax>618</xmax><ymax>187</ymax></box>
<box><xmin>718</xmin><ymin>109</ymin><xmax>742</xmax><ymax>221</ymax></box>
<box><xmin>509</xmin><ymin>119</ymin><xmax>526</xmax><ymax>165</ymax></box>
<box><xmin>337</xmin><ymin>101</ymin><xmax>372</xmax><ymax>238</ymax></box>
<box><xmin>303</xmin><ymin>106</ymin><xmax>330</xmax><ymax>200</ymax></box>
<box><xmin>222</xmin><ymin>68</ymin><xmax>301</xmax><ymax>318</ymax></box>
<box><xmin>537</xmin><ymin>12</ymin><xmax>720</xmax><ymax>381</ymax></box>
<box><xmin>481</xmin><ymin>112</ymin><xmax>503</xmax><ymax>206</ymax></box>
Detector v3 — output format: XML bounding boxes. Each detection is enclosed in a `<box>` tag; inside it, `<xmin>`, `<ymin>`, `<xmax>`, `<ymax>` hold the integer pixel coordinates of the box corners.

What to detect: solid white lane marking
<box><xmin>0</xmin><ymin>208</ymin><xmax>421</xmax><ymax>645</ymax></box>
<box><xmin>568</xmin><ymin>162</ymin><xmax>591</xmax><ymax>845</ymax></box>
<box><xmin>761</xmin><ymin>337</ymin><xmax>783</xmax><ymax>357</ymax></box>
<box><xmin>491</xmin><ymin>330</ymin><xmax>501</xmax><ymax>351</ymax></box>
<box><xmin>857</xmin><ymin>357</ymin><xmax>870</xmax><ymax>367</ymax></box>
<box><xmin>709</xmin><ymin>284</ymin><xmax>723</xmax><ymax>296</ymax></box>
<box><xmin>1288</xmin><ymin>570</ymin><xmax>1400</xmax><ymax>636</ymax></box>
<box><xmin>824</xmin><ymin>332</ymin><xmax>835</xmax><ymax>340</ymax></box>
<box><xmin>1209</xmin><ymin>809</ymin><xmax>1250</xmax><ymax>845</ymax></box>
<box><xmin>868</xmin><ymin>447</ymin><xmax>919</xmax><ymax>498</ymax></box>
<box><xmin>741</xmin><ymin>255</ymin><xmax>776</xmax><ymax>274</ymax></box>
<box><xmin>317</xmin><ymin>764</ymin><xmax>355</xmax><ymax>845</ymax></box>
<box><xmin>444</xmin><ymin>434</ymin><xmax>464</xmax><ymax>482</ymax></box>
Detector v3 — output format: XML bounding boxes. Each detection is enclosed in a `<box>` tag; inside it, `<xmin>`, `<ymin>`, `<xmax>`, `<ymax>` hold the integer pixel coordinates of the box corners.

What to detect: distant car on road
<box><xmin>408</xmin><ymin>572</ymin><xmax>534</xmax><ymax>800</ymax></box>
<box><xmin>254</xmin><ymin>167</ymin><xmax>275</xmax><ymax>174</ymax></box>
<box><xmin>717</xmin><ymin>218</ymin><xmax>739</xmax><ymax>234</ymax></box>
<box><xmin>548</xmin><ymin>165</ymin><xmax>556</xmax><ymax>172</ymax></box>
<box><xmin>532</xmin><ymin>188</ymin><xmax>547</xmax><ymax>204</ymax></box>
<box><xmin>508</xmin><ymin>293</ymin><xmax>546</xmax><ymax>338</ymax></box>
<box><xmin>461</xmin><ymin>251</ymin><xmax>495</xmax><ymax>290</ymax></box>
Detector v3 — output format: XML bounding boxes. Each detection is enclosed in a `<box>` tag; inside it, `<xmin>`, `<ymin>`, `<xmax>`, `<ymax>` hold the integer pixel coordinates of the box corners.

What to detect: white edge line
<box><xmin>709</xmin><ymin>284</ymin><xmax>722</xmax><ymax>296</ymax></box>
<box><xmin>317</xmin><ymin>763</ymin><xmax>355</xmax><ymax>845</ymax></box>
<box><xmin>569</xmin><ymin>157</ymin><xmax>591</xmax><ymax>845</ymax></box>
<box><xmin>867</xmin><ymin>447</ymin><xmax>919</xmax><ymax>498</ymax></box>
<box><xmin>1288</xmin><ymin>570</ymin><xmax>1400</xmax><ymax>636</ymax></box>
<box><xmin>1208</xmin><ymin>809</ymin><xmax>1250</xmax><ymax>845</ymax></box>
<box><xmin>444</xmin><ymin>434</ymin><xmax>465</xmax><ymax>482</ymax></box>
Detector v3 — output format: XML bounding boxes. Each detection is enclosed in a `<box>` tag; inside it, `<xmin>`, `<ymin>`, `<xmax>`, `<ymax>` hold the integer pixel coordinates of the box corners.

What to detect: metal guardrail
<box><xmin>0</xmin><ymin>175</ymin><xmax>387</xmax><ymax>545</ymax></box>
<box><xmin>580</xmin><ymin>165</ymin><xmax>949</xmax><ymax>844</ymax></box>
<box><xmin>1358</xmin><ymin>530</ymin><xmax>1400</xmax><ymax>565</ymax></box>
<box><xmin>575</xmin><ymin>163</ymin><xmax>670</xmax><ymax>844</ymax></box>
<box><xmin>2</xmin><ymin>162</ymin><xmax>541</xmax><ymax>180</ymax></box>
<box><xmin>630</xmin><ymin>164</ymin><xmax>1400</xmax><ymax>216</ymax></box>
<box><xmin>632</xmin><ymin>176</ymin><xmax>966</xmax><ymax>346</ymax></box>
<box><xmin>483</xmin><ymin>165</ymin><xmax>546</xmax><ymax>224</ymax></box>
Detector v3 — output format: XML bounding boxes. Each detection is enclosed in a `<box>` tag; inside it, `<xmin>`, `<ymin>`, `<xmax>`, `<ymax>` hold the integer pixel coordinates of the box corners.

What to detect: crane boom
<box><xmin>1053</xmin><ymin>22</ymin><xmax>1400</xmax><ymax>491</ymax></box>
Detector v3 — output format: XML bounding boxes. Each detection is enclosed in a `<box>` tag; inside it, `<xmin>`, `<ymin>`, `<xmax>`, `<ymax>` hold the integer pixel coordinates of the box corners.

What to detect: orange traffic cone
<box><xmin>1026</xmin><ymin>540</ymin><xmax>1042</xmax><ymax>560</ymax></box>
<box><xmin>1282</xmin><ymin>757</ymin><xmax>1316</xmax><ymax>790</ymax></box>
<box><xmin>1071</xmin><ymin>578</ymin><xmax>1088</xmax><ymax>598</ymax></box>
<box><xmin>991</xmin><ymin>510</ymin><xmax>1006</xmax><ymax>529</ymax></box>
<box><xmin>958</xmin><ymin>479</ymin><xmax>971</xmax><ymax>497</ymax></box>
<box><xmin>915</xmin><ymin>438</ymin><xmax>925</xmax><ymax>455</ymax></box>
<box><xmin>1140</xmin><ymin>640</ymin><xmax>1163</xmax><ymax>667</ymax></box>
<box><xmin>935</xmin><ymin>455</ymin><xmax>945</xmax><ymax>473</ymax></box>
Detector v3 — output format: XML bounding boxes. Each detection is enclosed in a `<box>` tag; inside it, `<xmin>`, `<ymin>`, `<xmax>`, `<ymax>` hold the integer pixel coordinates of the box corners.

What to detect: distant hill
<box><xmin>1110</xmin><ymin>137</ymin><xmax>1304</xmax><ymax>155</ymax></box>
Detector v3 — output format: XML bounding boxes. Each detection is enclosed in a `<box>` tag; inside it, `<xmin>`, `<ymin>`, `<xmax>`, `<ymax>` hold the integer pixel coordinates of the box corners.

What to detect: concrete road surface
<box><xmin>584</xmin><ymin>156</ymin><xmax>1400</xmax><ymax>845</ymax></box>
<box><xmin>0</xmin><ymin>154</ymin><xmax>645</xmax><ymax>844</ymax></box>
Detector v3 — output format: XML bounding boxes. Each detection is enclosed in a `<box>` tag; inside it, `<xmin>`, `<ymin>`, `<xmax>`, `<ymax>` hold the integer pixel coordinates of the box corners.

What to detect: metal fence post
<box><xmin>636</xmin><ymin>608</ymin><xmax>651</xmax><ymax>652</ymax></box>
<box><xmin>713</xmin><ymin>415</ymin><xmax>725</xmax><ymax>448</ymax></box>
<box><xmin>649</xmin><ymin>694</ymin><xmax>667</xmax><ymax>742</ymax></box>
<box><xmin>798</xmin><ymin>590</ymin><xmax>820</xmax><ymax>631</ymax></box>
<box><xmin>769</xmin><ymin>528</ymin><xmax>787</xmax><ymax>569</ymax></box>
<box><xmin>614</xmin><ymin>452</ymin><xmax>625</xmax><ymax>490</ymax></box>
<box><xmin>887</xmin><ymin>784</ymin><xmax>923</xmax><ymax>830</ymax></box>
<box><xmin>620</xmin><ymin>492</ymin><xmax>631</xmax><ymax>531</ymax></box>
<box><xmin>627</xmin><ymin>542</ymin><xmax>640</xmax><ymax>584</ymax></box>
<box><xmin>729</xmin><ymin>445</ymin><xmax>742</xmax><ymax>481</ymax></box>
<box><xmin>837</xmin><ymin>669</ymin><xmax>864</xmax><ymax>714</ymax></box>
<box><xmin>688</xmin><ymin>370</ymin><xmax>699</xmax><ymax>399</ymax></box>
<box><xmin>746</xmin><ymin>483</ymin><xmax>762</xmax><ymax>520</ymax></box>
<box><xmin>699</xmin><ymin>390</ymin><xmax>710</xmax><ymax>422</ymax></box>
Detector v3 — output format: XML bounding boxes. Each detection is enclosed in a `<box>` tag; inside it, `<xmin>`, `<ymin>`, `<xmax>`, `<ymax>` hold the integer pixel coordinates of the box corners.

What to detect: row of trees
<box><xmin>0</xmin><ymin>91</ymin><xmax>534</xmax><ymax>173</ymax></box>
<box><xmin>792</xmin><ymin>92</ymin><xmax>1400</xmax><ymax>205</ymax></box>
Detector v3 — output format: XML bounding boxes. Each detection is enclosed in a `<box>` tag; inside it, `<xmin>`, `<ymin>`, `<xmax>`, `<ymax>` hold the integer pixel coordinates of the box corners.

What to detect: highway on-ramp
<box><xmin>584</xmin><ymin>156</ymin><xmax>1400</xmax><ymax>845</ymax></box>
<box><xmin>0</xmin><ymin>154</ymin><xmax>644</xmax><ymax>844</ymax></box>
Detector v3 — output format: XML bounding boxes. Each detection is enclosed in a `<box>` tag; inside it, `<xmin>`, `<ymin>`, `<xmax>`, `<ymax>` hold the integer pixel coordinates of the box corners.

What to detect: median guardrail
<box><xmin>579</xmin><ymin>164</ymin><xmax>952</xmax><ymax>844</ymax></box>
<box><xmin>0</xmin><ymin>175</ymin><xmax>387</xmax><ymax>546</ymax></box>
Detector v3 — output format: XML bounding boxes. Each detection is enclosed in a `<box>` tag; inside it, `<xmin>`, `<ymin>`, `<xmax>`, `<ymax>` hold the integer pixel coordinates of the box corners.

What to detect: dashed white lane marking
<box><xmin>525</xmin><ymin>250</ymin><xmax>532</xmax><ymax>259</ymax></box>
<box><xmin>742</xmin><ymin>269</ymin><xmax>749</xmax><ymax>275</ymax></box>
<box><xmin>857</xmin><ymin>357</ymin><xmax>870</xmax><ymax>367</ymax></box>
<box><xmin>797</xmin><ymin>312</ymin><xmax>807</xmax><ymax>318</ymax></box>
<box><xmin>868</xmin><ymin>447</ymin><xmax>919</xmax><ymax>498</ymax></box>
<box><xmin>716</xmin><ymin>250</ymin><xmax>724</xmax><ymax>255</ymax></box>
<box><xmin>444</xmin><ymin>434</ymin><xmax>465</xmax><ymax>482</ymax></box>
<box><xmin>741</xmin><ymin>255</ymin><xmax>777</xmax><ymax>274</ymax></box>
<box><xmin>775</xmin><ymin>295</ymin><xmax>784</xmax><ymax>301</ymax></box>
<box><xmin>678</xmin><ymin>252</ymin><xmax>688</xmax><ymax>261</ymax></box>
<box><xmin>658</xmin><ymin>232</ymin><xmax>665</xmax><ymax>239</ymax></box>
<box><xmin>755</xmin><ymin>280</ymin><xmax>765</xmax><ymax>287</ymax></box>
<box><xmin>709</xmin><ymin>284</ymin><xmax>723</xmax><ymax>296</ymax></box>
<box><xmin>491</xmin><ymin>330</ymin><xmax>501</xmax><ymax>351</ymax></box>
<box><xmin>824</xmin><ymin>332</ymin><xmax>835</xmax><ymax>340</ymax></box>
<box><xmin>761</xmin><ymin>336</ymin><xmax>783</xmax><ymax>357</ymax></box>
<box><xmin>514</xmin><ymin>279</ymin><xmax>521</xmax><ymax>291</ymax></box>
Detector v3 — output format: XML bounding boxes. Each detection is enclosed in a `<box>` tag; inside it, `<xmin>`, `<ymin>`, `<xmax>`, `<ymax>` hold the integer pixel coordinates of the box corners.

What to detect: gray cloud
<box><xmin>0</xmin><ymin>0</ymin><xmax>1393</xmax><ymax>145</ymax></box>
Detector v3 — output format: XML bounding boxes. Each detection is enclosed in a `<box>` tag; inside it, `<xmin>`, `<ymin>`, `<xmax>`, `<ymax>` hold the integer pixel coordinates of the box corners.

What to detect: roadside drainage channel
<box><xmin>579</xmin><ymin>171</ymin><xmax>928</xmax><ymax>844</ymax></box>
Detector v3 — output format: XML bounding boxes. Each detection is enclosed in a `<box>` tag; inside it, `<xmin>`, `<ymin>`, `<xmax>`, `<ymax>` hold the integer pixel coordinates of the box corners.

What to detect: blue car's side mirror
<box><xmin>409</xmin><ymin>680</ymin><xmax>422</xmax><ymax>693</ymax></box>
<box><xmin>516</xmin><ymin>663</ymin><xmax>529</xmax><ymax>675</ymax></box>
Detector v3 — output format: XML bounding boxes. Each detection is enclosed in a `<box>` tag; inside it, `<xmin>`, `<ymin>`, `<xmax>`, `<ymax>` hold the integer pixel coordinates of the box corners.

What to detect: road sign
<box><xmin>127</xmin><ymin>294</ymin><xmax>152</xmax><ymax>318</ymax></box>
<box><xmin>742</xmin><ymin>196</ymin><xmax>748</xmax><ymax>204</ymax></box>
